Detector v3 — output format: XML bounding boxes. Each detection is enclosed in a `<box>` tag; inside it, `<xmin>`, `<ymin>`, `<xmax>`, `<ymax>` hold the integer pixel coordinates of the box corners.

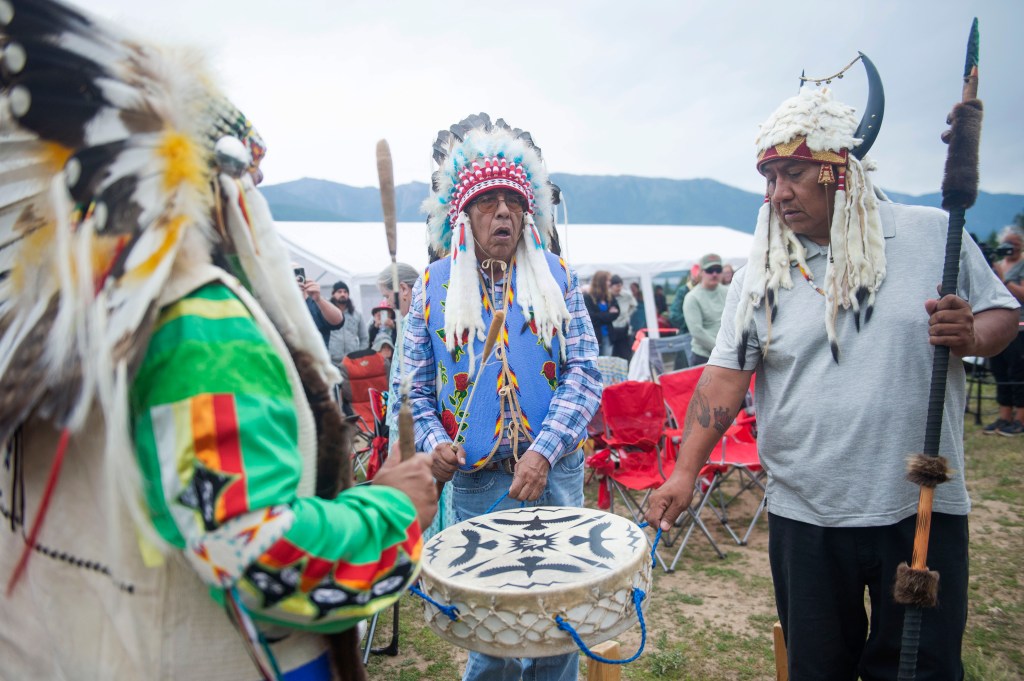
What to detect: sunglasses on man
<box><xmin>470</xmin><ymin>191</ymin><xmax>527</xmax><ymax>214</ymax></box>
<box><xmin>704</xmin><ymin>266</ymin><xmax>723</xmax><ymax>275</ymax></box>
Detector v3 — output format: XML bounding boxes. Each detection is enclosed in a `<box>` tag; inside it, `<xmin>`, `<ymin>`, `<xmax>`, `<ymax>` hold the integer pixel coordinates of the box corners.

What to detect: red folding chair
<box><xmin>585</xmin><ymin>381</ymin><xmax>669</xmax><ymax>517</ymax></box>
<box><xmin>659</xmin><ymin>367</ymin><xmax>765</xmax><ymax>570</ymax></box>
<box><xmin>343</xmin><ymin>351</ymin><xmax>390</xmax><ymax>434</ymax></box>
<box><xmin>360</xmin><ymin>387</ymin><xmax>400</xmax><ymax>662</ymax></box>
<box><xmin>584</xmin><ymin>380</ymin><xmax>724</xmax><ymax>571</ymax></box>
<box><xmin>343</xmin><ymin>351</ymin><xmax>390</xmax><ymax>478</ymax></box>
<box><xmin>363</xmin><ymin>388</ymin><xmax>390</xmax><ymax>481</ymax></box>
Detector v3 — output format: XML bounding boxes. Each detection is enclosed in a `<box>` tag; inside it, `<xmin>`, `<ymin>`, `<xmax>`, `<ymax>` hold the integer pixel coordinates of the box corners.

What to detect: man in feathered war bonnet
<box><xmin>0</xmin><ymin>1</ymin><xmax>437</xmax><ymax>679</ymax></box>
<box><xmin>646</xmin><ymin>68</ymin><xmax>1019</xmax><ymax>677</ymax></box>
<box><xmin>399</xmin><ymin>114</ymin><xmax>602</xmax><ymax>681</ymax></box>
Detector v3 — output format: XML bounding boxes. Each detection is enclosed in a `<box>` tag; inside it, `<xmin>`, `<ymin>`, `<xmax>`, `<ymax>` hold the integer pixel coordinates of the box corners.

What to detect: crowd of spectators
<box><xmin>586</xmin><ymin>252</ymin><xmax>735</xmax><ymax>367</ymax></box>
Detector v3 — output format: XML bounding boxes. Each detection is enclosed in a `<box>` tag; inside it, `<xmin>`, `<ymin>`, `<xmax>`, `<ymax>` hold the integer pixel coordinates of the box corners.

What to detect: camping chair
<box><xmin>343</xmin><ymin>350</ymin><xmax>390</xmax><ymax>476</ymax></box>
<box><xmin>659</xmin><ymin>368</ymin><xmax>765</xmax><ymax>565</ymax></box>
<box><xmin>584</xmin><ymin>380</ymin><xmax>723</xmax><ymax>571</ymax></box>
<box><xmin>705</xmin><ymin>415</ymin><xmax>765</xmax><ymax>547</ymax></box>
<box><xmin>706</xmin><ymin>373</ymin><xmax>766</xmax><ymax>546</ymax></box>
<box><xmin>595</xmin><ymin>355</ymin><xmax>630</xmax><ymax>388</ymax></box>
<box><xmin>363</xmin><ymin>388</ymin><xmax>390</xmax><ymax>481</ymax></box>
<box><xmin>359</xmin><ymin>387</ymin><xmax>401</xmax><ymax>662</ymax></box>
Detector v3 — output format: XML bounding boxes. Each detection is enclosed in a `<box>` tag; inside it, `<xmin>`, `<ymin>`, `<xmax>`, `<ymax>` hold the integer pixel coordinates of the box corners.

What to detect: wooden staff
<box><xmin>437</xmin><ymin>310</ymin><xmax>507</xmax><ymax>494</ymax></box>
<box><xmin>376</xmin><ymin>140</ymin><xmax>402</xmax><ymax>317</ymax></box>
<box><xmin>375</xmin><ymin>139</ymin><xmax>415</xmax><ymax>464</ymax></box>
<box><xmin>894</xmin><ymin>18</ymin><xmax>982</xmax><ymax>681</ymax></box>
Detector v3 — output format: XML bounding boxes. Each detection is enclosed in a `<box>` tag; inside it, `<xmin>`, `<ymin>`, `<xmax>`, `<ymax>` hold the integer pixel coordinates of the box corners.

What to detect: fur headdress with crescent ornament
<box><xmin>735</xmin><ymin>54</ymin><xmax>888</xmax><ymax>367</ymax></box>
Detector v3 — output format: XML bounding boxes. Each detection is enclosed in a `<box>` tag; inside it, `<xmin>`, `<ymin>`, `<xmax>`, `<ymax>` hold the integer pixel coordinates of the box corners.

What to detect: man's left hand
<box><xmin>925</xmin><ymin>294</ymin><xmax>975</xmax><ymax>357</ymax></box>
<box><xmin>508</xmin><ymin>450</ymin><xmax>550</xmax><ymax>502</ymax></box>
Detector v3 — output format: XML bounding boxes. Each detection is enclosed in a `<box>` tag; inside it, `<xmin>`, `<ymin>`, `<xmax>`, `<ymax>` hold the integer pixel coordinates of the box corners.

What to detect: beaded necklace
<box><xmin>795</xmin><ymin>262</ymin><xmax>825</xmax><ymax>297</ymax></box>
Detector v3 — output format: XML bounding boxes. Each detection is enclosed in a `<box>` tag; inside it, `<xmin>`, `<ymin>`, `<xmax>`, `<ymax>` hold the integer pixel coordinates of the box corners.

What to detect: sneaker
<box><xmin>997</xmin><ymin>420</ymin><xmax>1024</xmax><ymax>437</ymax></box>
<box><xmin>982</xmin><ymin>418</ymin><xmax>1010</xmax><ymax>435</ymax></box>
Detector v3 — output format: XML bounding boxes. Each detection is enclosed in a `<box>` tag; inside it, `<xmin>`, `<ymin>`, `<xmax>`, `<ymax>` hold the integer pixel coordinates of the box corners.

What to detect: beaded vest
<box><xmin>424</xmin><ymin>252</ymin><xmax>570</xmax><ymax>469</ymax></box>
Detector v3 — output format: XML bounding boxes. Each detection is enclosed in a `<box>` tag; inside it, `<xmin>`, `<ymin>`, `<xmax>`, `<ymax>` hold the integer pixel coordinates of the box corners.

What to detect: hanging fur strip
<box><xmin>734</xmin><ymin>158</ymin><xmax>886</xmax><ymax>369</ymax></box>
<box><xmin>514</xmin><ymin>214</ymin><xmax>571</xmax><ymax>359</ymax></box>
<box><xmin>443</xmin><ymin>212</ymin><xmax>486</xmax><ymax>372</ymax></box>
<box><xmin>442</xmin><ymin>212</ymin><xmax>571</xmax><ymax>373</ymax></box>
<box><xmin>290</xmin><ymin>349</ymin><xmax>364</xmax><ymax>681</ymax></box>
<box><xmin>735</xmin><ymin>87</ymin><xmax>888</xmax><ymax>369</ymax></box>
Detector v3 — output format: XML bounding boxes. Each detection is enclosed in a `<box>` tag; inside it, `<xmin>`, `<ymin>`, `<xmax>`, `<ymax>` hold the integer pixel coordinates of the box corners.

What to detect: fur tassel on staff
<box><xmin>893</xmin><ymin>18</ymin><xmax>982</xmax><ymax>681</ymax></box>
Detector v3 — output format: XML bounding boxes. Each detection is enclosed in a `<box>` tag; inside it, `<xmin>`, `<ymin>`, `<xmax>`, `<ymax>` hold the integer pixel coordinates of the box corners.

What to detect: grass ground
<box><xmin>365</xmin><ymin>381</ymin><xmax>1023</xmax><ymax>680</ymax></box>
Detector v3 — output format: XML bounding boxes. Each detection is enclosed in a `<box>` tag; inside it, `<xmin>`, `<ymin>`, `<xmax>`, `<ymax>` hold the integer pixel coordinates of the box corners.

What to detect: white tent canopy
<box><xmin>276</xmin><ymin>221</ymin><xmax>753</xmax><ymax>337</ymax></box>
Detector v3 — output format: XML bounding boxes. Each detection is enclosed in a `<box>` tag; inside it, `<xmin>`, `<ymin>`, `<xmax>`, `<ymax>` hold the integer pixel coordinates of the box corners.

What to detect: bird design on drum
<box><xmin>568</xmin><ymin>521</ymin><xmax>615</xmax><ymax>559</ymax></box>
<box><xmin>478</xmin><ymin>555</ymin><xmax>583</xmax><ymax>579</ymax></box>
<box><xmin>417</xmin><ymin>507</ymin><xmax>654</xmax><ymax>658</ymax></box>
<box><xmin>447</xmin><ymin>529</ymin><xmax>499</xmax><ymax>568</ymax></box>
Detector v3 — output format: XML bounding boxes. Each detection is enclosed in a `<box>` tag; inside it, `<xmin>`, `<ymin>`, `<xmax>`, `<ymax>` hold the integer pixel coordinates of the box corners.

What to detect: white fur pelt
<box><xmin>733</xmin><ymin>87</ymin><xmax>888</xmax><ymax>368</ymax></box>
<box><xmin>442</xmin><ymin>213</ymin><xmax>571</xmax><ymax>373</ymax></box>
<box><xmin>218</xmin><ymin>174</ymin><xmax>340</xmax><ymax>386</ymax></box>
<box><xmin>755</xmin><ymin>88</ymin><xmax>861</xmax><ymax>159</ymax></box>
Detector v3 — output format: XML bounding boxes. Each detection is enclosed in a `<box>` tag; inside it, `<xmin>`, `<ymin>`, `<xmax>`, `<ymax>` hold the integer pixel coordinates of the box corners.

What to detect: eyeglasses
<box><xmin>470</xmin><ymin>191</ymin><xmax>527</xmax><ymax>214</ymax></box>
<box><xmin>704</xmin><ymin>266</ymin><xmax>723</xmax><ymax>274</ymax></box>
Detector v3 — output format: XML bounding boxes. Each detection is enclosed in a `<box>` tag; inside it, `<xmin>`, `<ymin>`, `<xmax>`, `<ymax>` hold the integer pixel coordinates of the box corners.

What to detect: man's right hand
<box><xmin>302</xmin><ymin>279</ymin><xmax>321</xmax><ymax>300</ymax></box>
<box><xmin>645</xmin><ymin>472</ymin><xmax>696</xmax><ymax>531</ymax></box>
<box><xmin>431</xmin><ymin>442</ymin><xmax>465</xmax><ymax>483</ymax></box>
<box><xmin>373</xmin><ymin>448</ymin><xmax>438</xmax><ymax>530</ymax></box>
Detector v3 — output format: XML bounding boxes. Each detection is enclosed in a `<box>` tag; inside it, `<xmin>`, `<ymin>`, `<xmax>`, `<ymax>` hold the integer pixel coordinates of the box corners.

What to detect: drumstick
<box><xmin>441</xmin><ymin>310</ymin><xmax>507</xmax><ymax>486</ymax></box>
<box><xmin>454</xmin><ymin>310</ymin><xmax>506</xmax><ymax>437</ymax></box>
<box><xmin>398</xmin><ymin>402</ymin><xmax>415</xmax><ymax>461</ymax></box>
<box><xmin>481</xmin><ymin>310</ymin><xmax>505</xmax><ymax>363</ymax></box>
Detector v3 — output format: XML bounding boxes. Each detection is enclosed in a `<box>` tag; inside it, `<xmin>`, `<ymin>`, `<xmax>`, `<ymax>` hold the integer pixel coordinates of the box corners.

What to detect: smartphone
<box><xmin>294</xmin><ymin>267</ymin><xmax>306</xmax><ymax>284</ymax></box>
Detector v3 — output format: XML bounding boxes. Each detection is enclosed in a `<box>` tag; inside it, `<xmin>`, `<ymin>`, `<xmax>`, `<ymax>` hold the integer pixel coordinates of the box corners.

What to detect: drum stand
<box><xmin>361</xmin><ymin>602</ymin><xmax>400</xmax><ymax>662</ymax></box>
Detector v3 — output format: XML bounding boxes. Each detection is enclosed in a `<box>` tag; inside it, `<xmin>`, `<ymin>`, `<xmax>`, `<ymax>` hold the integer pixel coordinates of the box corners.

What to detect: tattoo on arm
<box><xmin>691</xmin><ymin>373</ymin><xmax>712</xmax><ymax>429</ymax></box>
<box><xmin>713</xmin><ymin>407</ymin><xmax>731</xmax><ymax>434</ymax></box>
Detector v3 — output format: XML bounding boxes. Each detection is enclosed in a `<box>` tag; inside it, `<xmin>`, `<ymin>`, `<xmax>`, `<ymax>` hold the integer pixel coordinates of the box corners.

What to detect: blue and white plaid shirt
<box><xmin>397</xmin><ymin>264</ymin><xmax>602</xmax><ymax>465</ymax></box>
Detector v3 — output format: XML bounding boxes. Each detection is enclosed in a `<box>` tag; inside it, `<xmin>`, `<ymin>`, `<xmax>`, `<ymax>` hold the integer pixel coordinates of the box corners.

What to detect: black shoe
<box><xmin>996</xmin><ymin>420</ymin><xmax>1024</xmax><ymax>437</ymax></box>
<box><xmin>982</xmin><ymin>418</ymin><xmax>1010</xmax><ymax>435</ymax></box>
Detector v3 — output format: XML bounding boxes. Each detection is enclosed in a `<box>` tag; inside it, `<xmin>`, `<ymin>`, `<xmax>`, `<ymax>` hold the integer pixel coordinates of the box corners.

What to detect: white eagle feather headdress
<box><xmin>422</xmin><ymin>114</ymin><xmax>571</xmax><ymax>368</ymax></box>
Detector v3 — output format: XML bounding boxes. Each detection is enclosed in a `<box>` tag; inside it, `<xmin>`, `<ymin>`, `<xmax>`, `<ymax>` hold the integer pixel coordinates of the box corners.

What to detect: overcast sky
<box><xmin>88</xmin><ymin>0</ymin><xmax>1022</xmax><ymax>197</ymax></box>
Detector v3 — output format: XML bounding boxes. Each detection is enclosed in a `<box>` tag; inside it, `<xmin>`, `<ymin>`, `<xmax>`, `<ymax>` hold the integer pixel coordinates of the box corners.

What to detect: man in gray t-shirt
<box><xmin>646</xmin><ymin>87</ymin><xmax>1019</xmax><ymax>679</ymax></box>
<box><xmin>682</xmin><ymin>253</ymin><xmax>728</xmax><ymax>365</ymax></box>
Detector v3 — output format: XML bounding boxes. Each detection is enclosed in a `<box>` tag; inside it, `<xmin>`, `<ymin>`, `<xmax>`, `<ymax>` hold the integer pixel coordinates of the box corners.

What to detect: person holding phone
<box><xmin>294</xmin><ymin>265</ymin><xmax>342</xmax><ymax>345</ymax></box>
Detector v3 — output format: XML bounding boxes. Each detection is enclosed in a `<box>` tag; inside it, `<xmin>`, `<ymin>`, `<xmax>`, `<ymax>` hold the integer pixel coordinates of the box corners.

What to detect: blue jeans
<box><xmin>451</xmin><ymin>449</ymin><xmax>585</xmax><ymax>681</ymax></box>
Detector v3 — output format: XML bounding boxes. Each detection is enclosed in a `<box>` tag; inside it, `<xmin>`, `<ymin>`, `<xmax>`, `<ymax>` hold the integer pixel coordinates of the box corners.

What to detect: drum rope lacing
<box><xmin>408</xmin><ymin>583</ymin><xmax>460</xmax><ymax>622</ymax></box>
<box><xmin>408</xmin><ymin>492</ymin><xmax>666</xmax><ymax>663</ymax></box>
<box><xmin>555</xmin><ymin>587</ymin><xmax>648</xmax><ymax>665</ymax></box>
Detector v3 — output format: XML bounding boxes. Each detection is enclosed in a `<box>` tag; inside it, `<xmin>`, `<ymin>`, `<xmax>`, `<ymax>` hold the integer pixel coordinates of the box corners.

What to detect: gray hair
<box><xmin>377</xmin><ymin>262</ymin><xmax>420</xmax><ymax>291</ymax></box>
<box><xmin>999</xmin><ymin>224</ymin><xmax>1024</xmax><ymax>243</ymax></box>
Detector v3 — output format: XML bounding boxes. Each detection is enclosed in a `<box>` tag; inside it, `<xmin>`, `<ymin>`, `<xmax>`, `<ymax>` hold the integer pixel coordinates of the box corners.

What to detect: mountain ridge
<box><xmin>261</xmin><ymin>174</ymin><xmax>1022</xmax><ymax>238</ymax></box>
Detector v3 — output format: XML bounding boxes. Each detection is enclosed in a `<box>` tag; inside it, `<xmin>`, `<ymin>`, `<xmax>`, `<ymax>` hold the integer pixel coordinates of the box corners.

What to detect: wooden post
<box><xmin>586</xmin><ymin>640</ymin><xmax>621</xmax><ymax>681</ymax></box>
<box><xmin>773</xmin><ymin>622</ymin><xmax>788</xmax><ymax>681</ymax></box>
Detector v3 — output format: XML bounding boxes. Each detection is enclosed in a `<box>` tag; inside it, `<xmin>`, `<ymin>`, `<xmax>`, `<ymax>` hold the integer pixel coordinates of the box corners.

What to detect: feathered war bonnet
<box><xmin>423</xmin><ymin>113</ymin><xmax>570</xmax><ymax>370</ymax></box>
<box><xmin>735</xmin><ymin>64</ymin><xmax>887</xmax><ymax>368</ymax></box>
<box><xmin>0</xmin><ymin>0</ymin><xmax>339</xmax><ymax>573</ymax></box>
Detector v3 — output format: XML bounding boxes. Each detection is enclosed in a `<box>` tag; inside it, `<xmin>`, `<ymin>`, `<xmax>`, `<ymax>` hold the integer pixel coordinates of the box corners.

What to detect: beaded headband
<box><xmin>450</xmin><ymin>156</ymin><xmax>534</xmax><ymax>221</ymax></box>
